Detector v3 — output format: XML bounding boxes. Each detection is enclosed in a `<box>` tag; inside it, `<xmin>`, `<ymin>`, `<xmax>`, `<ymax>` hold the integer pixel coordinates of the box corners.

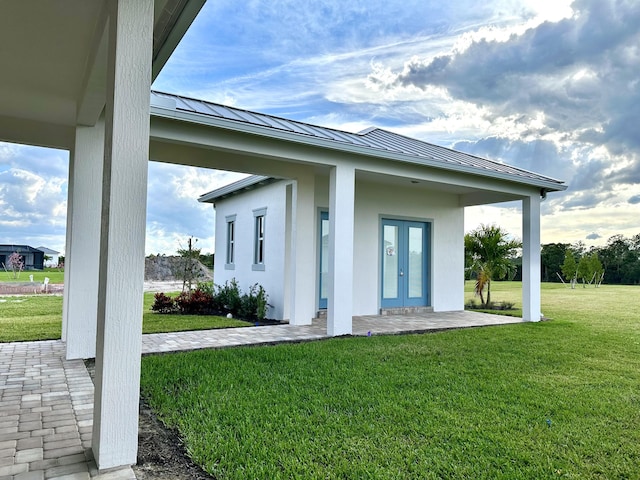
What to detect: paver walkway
<box><xmin>0</xmin><ymin>341</ymin><xmax>131</xmax><ymax>480</ymax></box>
<box><xmin>141</xmin><ymin>310</ymin><xmax>524</xmax><ymax>354</ymax></box>
<box><xmin>2</xmin><ymin>311</ymin><xmax>524</xmax><ymax>479</ymax></box>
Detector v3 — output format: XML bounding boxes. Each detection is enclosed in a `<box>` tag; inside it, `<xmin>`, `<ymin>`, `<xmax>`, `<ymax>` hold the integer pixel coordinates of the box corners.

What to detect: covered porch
<box><xmin>1</xmin><ymin>2</ymin><xmax>564</xmax><ymax>473</ymax></box>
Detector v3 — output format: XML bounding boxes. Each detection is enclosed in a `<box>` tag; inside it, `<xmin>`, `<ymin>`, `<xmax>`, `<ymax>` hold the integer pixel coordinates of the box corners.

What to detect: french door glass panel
<box><xmin>408</xmin><ymin>226</ymin><xmax>423</xmax><ymax>298</ymax></box>
<box><xmin>381</xmin><ymin>219</ymin><xmax>429</xmax><ymax>308</ymax></box>
<box><xmin>383</xmin><ymin>224</ymin><xmax>399</xmax><ymax>299</ymax></box>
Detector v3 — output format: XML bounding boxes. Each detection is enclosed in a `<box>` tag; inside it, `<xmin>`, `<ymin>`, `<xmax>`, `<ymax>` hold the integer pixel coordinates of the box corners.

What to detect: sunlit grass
<box><xmin>0</xmin><ymin>295</ymin><xmax>63</xmax><ymax>341</ymax></box>
<box><xmin>0</xmin><ymin>291</ymin><xmax>250</xmax><ymax>342</ymax></box>
<box><xmin>0</xmin><ymin>268</ymin><xmax>65</xmax><ymax>284</ymax></box>
<box><xmin>141</xmin><ymin>283</ymin><xmax>640</xmax><ymax>479</ymax></box>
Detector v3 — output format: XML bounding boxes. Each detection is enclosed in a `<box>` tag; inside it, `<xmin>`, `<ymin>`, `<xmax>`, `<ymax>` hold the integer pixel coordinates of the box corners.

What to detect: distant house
<box><xmin>37</xmin><ymin>246</ymin><xmax>61</xmax><ymax>267</ymax></box>
<box><xmin>0</xmin><ymin>245</ymin><xmax>45</xmax><ymax>271</ymax></box>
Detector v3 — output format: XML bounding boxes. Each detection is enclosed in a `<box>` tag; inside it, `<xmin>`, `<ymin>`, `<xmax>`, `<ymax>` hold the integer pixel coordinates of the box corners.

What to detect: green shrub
<box><xmin>255</xmin><ymin>284</ymin><xmax>269</xmax><ymax>320</ymax></box>
<box><xmin>214</xmin><ymin>279</ymin><xmax>242</xmax><ymax>314</ymax></box>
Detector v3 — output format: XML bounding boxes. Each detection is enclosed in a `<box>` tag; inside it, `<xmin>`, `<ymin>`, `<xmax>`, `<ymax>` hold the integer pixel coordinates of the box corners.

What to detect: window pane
<box><xmin>408</xmin><ymin>226</ymin><xmax>423</xmax><ymax>298</ymax></box>
<box><xmin>255</xmin><ymin>215</ymin><xmax>265</xmax><ymax>264</ymax></box>
<box><xmin>383</xmin><ymin>225</ymin><xmax>398</xmax><ymax>299</ymax></box>
<box><xmin>227</xmin><ymin>221</ymin><xmax>234</xmax><ymax>264</ymax></box>
<box><xmin>320</xmin><ymin>217</ymin><xmax>329</xmax><ymax>300</ymax></box>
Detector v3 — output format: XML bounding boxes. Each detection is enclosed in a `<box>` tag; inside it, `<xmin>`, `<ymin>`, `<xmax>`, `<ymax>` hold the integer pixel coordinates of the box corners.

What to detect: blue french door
<box><xmin>318</xmin><ymin>211</ymin><xmax>329</xmax><ymax>309</ymax></box>
<box><xmin>381</xmin><ymin>219</ymin><xmax>429</xmax><ymax>308</ymax></box>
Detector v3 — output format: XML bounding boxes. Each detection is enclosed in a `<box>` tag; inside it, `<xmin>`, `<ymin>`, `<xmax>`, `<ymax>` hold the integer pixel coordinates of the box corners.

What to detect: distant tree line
<box><xmin>541</xmin><ymin>234</ymin><xmax>640</xmax><ymax>285</ymax></box>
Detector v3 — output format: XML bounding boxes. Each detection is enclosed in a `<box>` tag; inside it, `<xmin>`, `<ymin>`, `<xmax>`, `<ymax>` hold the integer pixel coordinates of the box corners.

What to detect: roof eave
<box><xmin>152</xmin><ymin>0</ymin><xmax>206</xmax><ymax>80</ymax></box>
<box><xmin>152</xmin><ymin>106</ymin><xmax>567</xmax><ymax>194</ymax></box>
<box><xmin>198</xmin><ymin>175</ymin><xmax>275</xmax><ymax>203</ymax></box>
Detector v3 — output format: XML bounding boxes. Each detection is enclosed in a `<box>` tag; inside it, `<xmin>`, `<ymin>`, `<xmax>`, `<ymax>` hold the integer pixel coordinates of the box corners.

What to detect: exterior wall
<box><xmin>314</xmin><ymin>176</ymin><xmax>464</xmax><ymax>315</ymax></box>
<box><xmin>213</xmin><ymin>181</ymin><xmax>289</xmax><ymax>320</ymax></box>
<box><xmin>214</xmin><ymin>177</ymin><xmax>466</xmax><ymax>319</ymax></box>
<box><xmin>0</xmin><ymin>246</ymin><xmax>45</xmax><ymax>270</ymax></box>
<box><xmin>352</xmin><ymin>180</ymin><xmax>464</xmax><ymax>315</ymax></box>
<box><xmin>44</xmin><ymin>254</ymin><xmax>60</xmax><ymax>267</ymax></box>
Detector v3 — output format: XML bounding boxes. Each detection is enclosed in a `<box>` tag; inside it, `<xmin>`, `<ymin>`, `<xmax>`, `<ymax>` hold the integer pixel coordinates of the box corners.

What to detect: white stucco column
<box><xmin>522</xmin><ymin>194</ymin><xmax>541</xmax><ymax>321</ymax></box>
<box><xmin>92</xmin><ymin>0</ymin><xmax>152</xmax><ymax>470</ymax></box>
<box><xmin>61</xmin><ymin>152</ymin><xmax>75</xmax><ymax>343</ymax></box>
<box><xmin>289</xmin><ymin>172</ymin><xmax>316</xmax><ymax>325</ymax></box>
<box><xmin>328</xmin><ymin>165</ymin><xmax>355</xmax><ymax>336</ymax></box>
<box><xmin>62</xmin><ymin>117</ymin><xmax>104</xmax><ymax>360</ymax></box>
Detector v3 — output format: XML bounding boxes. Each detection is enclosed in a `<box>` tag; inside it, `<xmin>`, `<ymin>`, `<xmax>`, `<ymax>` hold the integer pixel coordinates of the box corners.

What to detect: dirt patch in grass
<box><xmin>84</xmin><ymin>359</ymin><xmax>213</xmax><ymax>480</ymax></box>
<box><xmin>135</xmin><ymin>400</ymin><xmax>213</xmax><ymax>480</ymax></box>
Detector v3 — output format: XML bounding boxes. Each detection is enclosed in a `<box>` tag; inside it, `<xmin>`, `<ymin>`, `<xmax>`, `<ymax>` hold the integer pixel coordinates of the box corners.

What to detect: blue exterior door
<box><xmin>381</xmin><ymin>219</ymin><xmax>430</xmax><ymax>308</ymax></box>
<box><xmin>318</xmin><ymin>211</ymin><xmax>329</xmax><ymax>309</ymax></box>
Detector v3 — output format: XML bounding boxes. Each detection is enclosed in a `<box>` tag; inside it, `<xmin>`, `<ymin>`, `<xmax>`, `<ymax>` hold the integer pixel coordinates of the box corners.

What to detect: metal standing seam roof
<box><xmin>151</xmin><ymin>90</ymin><xmax>566</xmax><ymax>191</ymax></box>
<box><xmin>0</xmin><ymin>245</ymin><xmax>44</xmax><ymax>254</ymax></box>
<box><xmin>198</xmin><ymin>175</ymin><xmax>277</xmax><ymax>203</ymax></box>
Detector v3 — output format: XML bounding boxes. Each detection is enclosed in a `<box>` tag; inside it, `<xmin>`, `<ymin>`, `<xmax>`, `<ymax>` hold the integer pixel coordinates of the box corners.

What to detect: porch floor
<box><xmin>1</xmin><ymin>311</ymin><xmax>524</xmax><ymax>479</ymax></box>
<box><xmin>141</xmin><ymin>310</ymin><xmax>525</xmax><ymax>354</ymax></box>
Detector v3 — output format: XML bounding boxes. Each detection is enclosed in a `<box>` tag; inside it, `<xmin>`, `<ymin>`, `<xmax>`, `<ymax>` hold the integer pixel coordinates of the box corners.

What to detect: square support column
<box><xmin>62</xmin><ymin>117</ymin><xmax>104</xmax><ymax>360</ymax></box>
<box><xmin>289</xmin><ymin>172</ymin><xmax>316</xmax><ymax>325</ymax></box>
<box><xmin>92</xmin><ymin>0</ymin><xmax>153</xmax><ymax>470</ymax></box>
<box><xmin>522</xmin><ymin>194</ymin><xmax>541</xmax><ymax>321</ymax></box>
<box><xmin>328</xmin><ymin>165</ymin><xmax>355</xmax><ymax>336</ymax></box>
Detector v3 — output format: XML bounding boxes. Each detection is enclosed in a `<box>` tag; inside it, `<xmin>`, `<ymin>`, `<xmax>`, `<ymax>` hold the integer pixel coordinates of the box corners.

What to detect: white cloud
<box><xmin>4</xmin><ymin>0</ymin><xmax>639</xmax><ymax>254</ymax></box>
<box><xmin>145</xmin><ymin>162</ymin><xmax>248</xmax><ymax>255</ymax></box>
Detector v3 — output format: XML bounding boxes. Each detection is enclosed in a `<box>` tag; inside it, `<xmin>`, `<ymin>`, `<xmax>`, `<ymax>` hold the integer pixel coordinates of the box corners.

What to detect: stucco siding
<box><xmin>213</xmin><ymin>181</ymin><xmax>288</xmax><ymax>320</ymax></box>
<box><xmin>352</xmin><ymin>180</ymin><xmax>464</xmax><ymax>315</ymax></box>
<box><xmin>214</xmin><ymin>176</ymin><xmax>465</xmax><ymax>320</ymax></box>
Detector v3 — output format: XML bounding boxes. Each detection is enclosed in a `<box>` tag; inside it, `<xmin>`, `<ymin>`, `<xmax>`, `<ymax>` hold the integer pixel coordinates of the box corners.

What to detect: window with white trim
<box><xmin>225</xmin><ymin>215</ymin><xmax>236</xmax><ymax>269</ymax></box>
<box><xmin>253</xmin><ymin>208</ymin><xmax>267</xmax><ymax>270</ymax></box>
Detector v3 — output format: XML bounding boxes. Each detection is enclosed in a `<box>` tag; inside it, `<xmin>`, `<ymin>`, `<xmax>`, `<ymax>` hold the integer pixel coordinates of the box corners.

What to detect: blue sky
<box><xmin>1</xmin><ymin>0</ymin><xmax>639</xmax><ymax>254</ymax></box>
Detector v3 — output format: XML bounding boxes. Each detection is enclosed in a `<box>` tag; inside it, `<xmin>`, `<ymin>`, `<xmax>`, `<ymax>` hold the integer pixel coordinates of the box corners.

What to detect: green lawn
<box><xmin>0</xmin><ymin>268</ymin><xmax>65</xmax><ymax>284</ymax></box>
<box><xmin>0</xmin><ymin>291</ymin><xmax>250</xmax><ymax>342</ymax></box>
<box><xmin>0</xmin><ymin>295</ymin><xmax>64</xmax><ymax>341</ymax></box>
<box><xmin>141</xmin><ymin>283</ymin><xmax>640</xmax><ymax>479</ymax></box>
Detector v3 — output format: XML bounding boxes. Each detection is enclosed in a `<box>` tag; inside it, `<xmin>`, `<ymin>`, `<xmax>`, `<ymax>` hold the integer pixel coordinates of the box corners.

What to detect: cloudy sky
<box><xmin>1</xmin><ymin>0</ymin><xmax>638</xmax><ymax>255</ymax></box>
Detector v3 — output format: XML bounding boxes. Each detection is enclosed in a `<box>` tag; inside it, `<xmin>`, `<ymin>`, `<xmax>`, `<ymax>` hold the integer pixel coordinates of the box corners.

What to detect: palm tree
<box><xmin>465</xmin><ymin>224</ymin><xmax>521</xmax><ymax>307</ymax></box>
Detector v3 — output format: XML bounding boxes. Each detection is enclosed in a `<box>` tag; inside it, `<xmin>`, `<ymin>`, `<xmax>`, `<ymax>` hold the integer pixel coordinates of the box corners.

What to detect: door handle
<box><xmin>399</xmin><ymin>269</ymin><xmax>404</xmax><ymax>276</ymax></box>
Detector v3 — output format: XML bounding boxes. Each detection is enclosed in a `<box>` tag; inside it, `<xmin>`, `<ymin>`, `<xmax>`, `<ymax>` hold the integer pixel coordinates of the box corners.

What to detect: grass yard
<box><xmin>0</xmin><ymin>292</ymin><xmax>250</xmax><ymax>342</ymax></box>
<box><xmin>141</xmin><ymin>283</ymin><xmax>640</xmax><ymax>479</ymax></box>
<box><xmin>141</xmin><ymin>292</ymin><xmax>249</xmax><ymax>334</ymax></box>
<box><xmin>0</xmin><ymin>268</ymin><xmax>65</xmax><ymax>284</ymax></box>
<box><xmin>0</xmin><ymin>295</ymin><xmax>64</xmax><ymax>341</ymax></box>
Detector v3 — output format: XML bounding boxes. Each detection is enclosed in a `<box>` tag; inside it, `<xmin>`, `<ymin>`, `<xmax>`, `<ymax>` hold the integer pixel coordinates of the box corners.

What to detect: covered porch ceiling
<box><xmin>354</xmin><ymin>171</ymin><xmax>525</xmax><ymax>206</ymax></box>
<box><xmin>0</xmin><ymin>0</ymin><xmax>205</xmax><ymax>150</ymax></box>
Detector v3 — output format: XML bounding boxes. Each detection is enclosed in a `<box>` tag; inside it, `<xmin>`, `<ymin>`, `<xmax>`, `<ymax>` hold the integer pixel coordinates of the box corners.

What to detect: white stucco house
<box><xmin>1</xmin><ymin>1</ymin><xmax>566</xmax><ymax>473</ymax></box>
<box><xmin>36</xmin><ymin>246</ymin><xmax>61</xmax><ymax>267</ymax></box>
<box><xmin>197</xmin><ymin>109</ymin><xmax>566</xmax><ymax>323</ymax></box>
